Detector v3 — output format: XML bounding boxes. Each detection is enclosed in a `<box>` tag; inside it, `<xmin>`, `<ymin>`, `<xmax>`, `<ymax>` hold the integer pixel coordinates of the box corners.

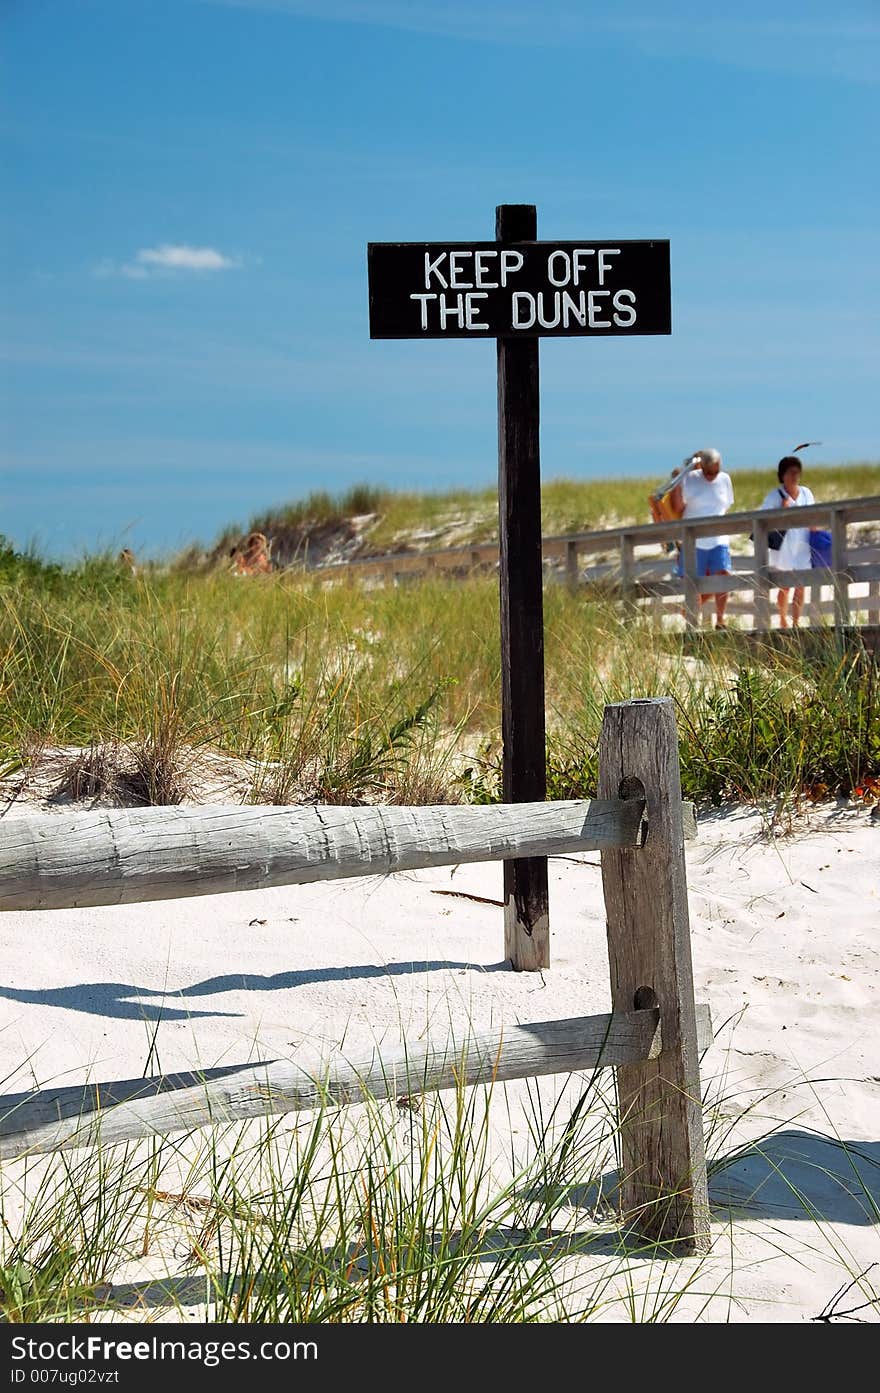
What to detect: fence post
<box><xmin>566</xmin><ymin>539</ymin><xmax>579</xmax><ymax>591</ymax></box>
<box><xmin>753</xmin><ymin>518</ymin><xmax>771</xmax><ymax>632</ymax></box>
<box><xmin>808</xmin><ymin>573</ymin><xmax>822</xmax><ymax>627</ymax></box>
<box><xmin>831</xmin><ymin>508</ymin><xmax>850</xmax><ymax>631</ymax></box>
<box><xmin>867</xmin><ymin>580</ymin><xmax>880</xmax><ymax>628</ymax></box>
<box><xmin>620</xmin><ymin>533</ymin><xmax>635</xmax><ymax>601</ymax></box>
<box><xmin>681</xmin><ymin>529</ymin><xmax>699</xmax><ymax>628</ymax></box>
<box><xmin>598</xmin><ymin>698</ymin><xmax>710</xmax><ymax>1252</ymax></box>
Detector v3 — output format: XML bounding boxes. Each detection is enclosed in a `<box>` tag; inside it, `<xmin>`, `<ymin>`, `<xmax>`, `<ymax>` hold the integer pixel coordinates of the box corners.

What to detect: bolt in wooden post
<box><xmin>598</xmin><ymin>698</ymin><xmax>710</xmax><ymax>1252</ymax></box>
<box><xmin>496</xmin><ymin>202</ymin><xmax>549</xmax><ymax>971</ymax></box>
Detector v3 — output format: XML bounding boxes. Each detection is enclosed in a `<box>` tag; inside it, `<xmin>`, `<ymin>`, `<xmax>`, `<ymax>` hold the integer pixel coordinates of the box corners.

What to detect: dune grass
<box><xmin>1</xmin><ymin>552</ymin><xmax>877</xmax><ymax>815</ymax></box>
<box><xmin>3</xmin><ymin>546</ymin><xmax>874</xmax><ymax>813</ymax></box>
<box><xmin>2</xmin><ymin>1031</ymin><xmax>877</xmax><ymax>1324</ymax></box>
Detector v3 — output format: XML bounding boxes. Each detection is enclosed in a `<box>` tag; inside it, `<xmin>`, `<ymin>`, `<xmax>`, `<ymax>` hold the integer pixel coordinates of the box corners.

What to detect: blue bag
<box><xmin>809</xmin><ymin>529</ymin><xmax>832</xmax><ymax>569</ymax></box>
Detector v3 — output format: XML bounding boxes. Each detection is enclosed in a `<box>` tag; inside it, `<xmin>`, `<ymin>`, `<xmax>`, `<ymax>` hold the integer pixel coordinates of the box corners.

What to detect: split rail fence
<box><xmin>320</xmin><ymin>493</ymin><xmax>880</xmax><ymax>631</ymax></box>
<box><xmin>0</xmin><ymin>699</ymin><xmax>712</xmax><ymax>1249</ymax></box>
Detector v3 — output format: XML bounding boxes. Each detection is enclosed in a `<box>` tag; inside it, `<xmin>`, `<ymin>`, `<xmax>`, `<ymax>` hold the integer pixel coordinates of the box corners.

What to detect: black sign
<box><xmin>368</xmin><ymin>239</ymin><xmax>670</xmax><ymax>339</ymax></box>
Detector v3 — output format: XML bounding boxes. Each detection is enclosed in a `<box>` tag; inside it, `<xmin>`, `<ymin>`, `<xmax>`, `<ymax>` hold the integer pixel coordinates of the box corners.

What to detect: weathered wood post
<box><xmin>752</xmin><ymin>518</ymin><xmax>771</xmax><ymax>632</ymax></box>
<box><xmin>831</xmin><ymin>507</ymin><xmax>850</xmax><ymax>631</ymax></box>
<box><xmin>598</xmin><ymin>697</ymin><xmax>710</xmax><ymax>1252</ymax></box>
<box><xmin>496</xmin><ymin>203</ymin><xmax>549</xmax><ymax>971</ymax></box>
<box><xmin>808</xmin><ymin>569</ymin><xmax>822</xmax><ymax>627</ymax></box>
<box><xmin>566</xmin><ymin>539</ymin><xmax>579</xmax><ymax>592</ymax></box>
<box><xmin>620</xmin><ymin>532</ymin><xmax>635</xmax><ymax>603</ymax></box>
<box><xmin>681</xmin><ymin>527</ymin><xmax>700</xmax><ymax>628</ymax></box>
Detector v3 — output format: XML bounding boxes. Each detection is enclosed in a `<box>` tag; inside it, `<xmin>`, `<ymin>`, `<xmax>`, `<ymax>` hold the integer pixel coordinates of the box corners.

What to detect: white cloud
<box><xmin>137</xmin><ymin>244</ymin><xmax>239</xmax><ymax>271</ymax></box>
<box><xmin>93</xmin><ymin>244</ymin><xmax>241</xmax><ymax>278</ymax></box>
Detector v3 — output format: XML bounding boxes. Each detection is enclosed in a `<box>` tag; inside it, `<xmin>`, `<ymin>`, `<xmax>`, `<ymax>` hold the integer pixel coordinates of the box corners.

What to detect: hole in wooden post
<box><xmin>619</xmin><ymin>776</ymin><xmax>645</xmax><ymax>800</ymax></box>
<box><xmin>618</xmin><ymin>775</ymin><xmax>648</xmax><ymax>844</ymax></box>
<box><xmin>634</xmin><ymin>985</ymin><xmax>659</xmax><ymax>1011</ymax></box>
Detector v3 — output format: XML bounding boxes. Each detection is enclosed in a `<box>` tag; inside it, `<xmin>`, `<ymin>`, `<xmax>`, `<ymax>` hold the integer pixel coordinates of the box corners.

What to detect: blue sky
<box><xmin>2</xmin><ymin>0</ymin><xmax>879</xmax><ymax>558</ymax></box>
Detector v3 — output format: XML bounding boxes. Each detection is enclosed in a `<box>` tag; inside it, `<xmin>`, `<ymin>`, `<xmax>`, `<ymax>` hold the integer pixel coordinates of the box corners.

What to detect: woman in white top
<box><xmin>760</xmin><ymin>456</ymin><xmax>815</xmax><ymax>628</ymax></box>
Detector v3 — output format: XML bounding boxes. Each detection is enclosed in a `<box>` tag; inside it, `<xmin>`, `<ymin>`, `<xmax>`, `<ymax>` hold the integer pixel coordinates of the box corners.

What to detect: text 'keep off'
<box><xmin>368</xmin><ymin>240</ymin><xmax>671</xmax><ymax>339</ymax></box>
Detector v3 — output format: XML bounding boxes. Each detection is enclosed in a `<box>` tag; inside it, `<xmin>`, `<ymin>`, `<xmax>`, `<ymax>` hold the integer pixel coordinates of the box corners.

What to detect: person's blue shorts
<box><xmin>674</xmin><ymin>544</ymin><xmax>731</xmax><ymax>578</ymax></box>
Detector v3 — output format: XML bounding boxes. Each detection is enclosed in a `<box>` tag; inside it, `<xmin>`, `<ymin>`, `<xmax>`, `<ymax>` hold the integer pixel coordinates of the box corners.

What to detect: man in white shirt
<box><xmin>670</xmin><ymin>448</ymin><xmax>735</xmax><ymax>629</ymax></box>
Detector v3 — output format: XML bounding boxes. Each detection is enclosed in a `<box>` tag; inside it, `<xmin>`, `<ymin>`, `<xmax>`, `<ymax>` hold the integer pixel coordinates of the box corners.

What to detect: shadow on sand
<box><xmin>0</xmin><ymin>960</ymin><xmax>509</xmax><ymax>1022</ymax></box>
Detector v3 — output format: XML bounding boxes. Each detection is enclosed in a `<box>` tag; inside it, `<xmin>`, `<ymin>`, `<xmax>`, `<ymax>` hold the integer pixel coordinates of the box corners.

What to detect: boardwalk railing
<box><xmin>316</xmin><ymin>493</ymin><xmax>880</xmax><ymax>630</ymax></box>
<box><xmin>0</xmin><ymin>699</ymin><xmax>711</xmax><ymax>1250</ymax></box>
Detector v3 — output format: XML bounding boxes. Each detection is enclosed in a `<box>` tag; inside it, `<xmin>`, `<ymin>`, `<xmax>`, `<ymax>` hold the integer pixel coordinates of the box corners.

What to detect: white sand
<box><xmin>1</xmin><ymin>799</ymin><xmax>878</xmax><ymax>1323</ymax></box>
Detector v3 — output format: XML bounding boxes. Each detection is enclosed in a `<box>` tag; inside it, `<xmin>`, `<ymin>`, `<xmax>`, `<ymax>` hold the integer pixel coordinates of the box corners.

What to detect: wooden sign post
<box><xmin>495</xmin><ymin>203</ymin><xmax>548</xmax><ymax>971</ymax></box>
<box><xmin>369</xmin><ymin>208</ymin><xmax>671</xmax><ymax>969</ymax></box>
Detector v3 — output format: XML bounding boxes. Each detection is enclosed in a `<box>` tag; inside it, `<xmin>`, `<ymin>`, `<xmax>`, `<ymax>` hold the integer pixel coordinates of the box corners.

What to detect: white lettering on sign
<box><xmin>424</xmin><ymin>251</ymin><xmax>448</xmax><ymax>289</ymax></box>
<box><xmin>410</xmin><ymin>292</ymin><xmax>437</xmax><ymax>329</ymax></box>
<box><xmin>500</xmin><ymin>250</ymin><xmax>524</xmax><ymax>286</ymax></box>
<box><xmin>597</xmin><ymin>248</ymin><xmax>620</xmax><ymax>286</ymax></box>
<box><xmin>612</xmin><ymin>289</ymin><xmax>636</xmax><ymax>326</ymax></box>
<box><xmin>573</xmin><ymin>248</ymin><xmax>596</xmax><ymax>284</ymax></box>
<box><xmin>587</xmin><ymin>289</ymin><xmax>611</xmax><ymax>327</ymax></box>
<box><xmin>474</xmin><ymin>250</ymin><xmax>499</xmax><ymax>288</ymax></box>
<box><xmin>547</xmin><ymin>251</ymin><xmax>570</xmax><ymax>287</ymax></box>
<box><xmin>439</xmin><ymin>293</ymin><xmax>465</xmax><ymax>329</ymax></box>
<box><xmin>448</xmin><ymin>251</ymin><xmax>472</xmax><ymax>289</ymax></box>
<box><xmin>465</xmin><ymin>292</ymin><xmax>489</xmax><ymax>330</ymax></box>
<box><xmin>546</xmin><ymin>248</ymin><xmax>600</xmax><ymax>287</ymax></box>
<box><xmin>537</xmin><ymin>294</ymin><xmax>562</xmax><ymax>330</ymax></box>
<box><xmin>512</xmin><ymin>292</ymin><xmax>536</xmax><ymax>329</ymax></box>
<box><xmin>509</xmin><ymin>288</ymin><xmax>637</xmax><ymax>332</ymax></box>
<box><xmin>424</xmin><ymin>248</ymin><xmax>526</xmax><ymax>292</ymax></box>
<box><xmin>411</xmin><ymin>290</ymin><xmax>490</xmax><ymax>331</ymax></box>
<box><xmin>409</xmin><ymin>250</ymin><xmax>639</xmax><ymax>331</ymax></box>
<box><xmin>562</xmin><ymin>291</ymin><xmax>586</xmax><ymax>327</ymax></box>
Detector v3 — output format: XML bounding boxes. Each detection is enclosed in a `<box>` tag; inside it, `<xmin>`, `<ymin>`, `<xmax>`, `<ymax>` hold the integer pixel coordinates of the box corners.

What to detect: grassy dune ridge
<box><xmin>200</xmin><ymin>462</ymin><xmax>880</xmax><ymax>565</ymax></box>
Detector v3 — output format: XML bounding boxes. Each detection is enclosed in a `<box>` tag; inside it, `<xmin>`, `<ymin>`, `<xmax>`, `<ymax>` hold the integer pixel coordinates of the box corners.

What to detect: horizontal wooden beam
<box><xmin>547</xmin><ymin>496</ymin><xmax>877</xmax><ymax>549</ymax></box>
<box><xmin>634</xmin><ymin>571</ymin><xmax>853</xmax><ymax>598</ymax></box>
<box><xmin>0</xmin><ymin>799</ymin><xmax>697</xmax><ymax>912</ymax></box>
<box><xmin>0</xmin><ymin>1004</ymin><xmax>714</xmax><ymax>1158</ymax></box>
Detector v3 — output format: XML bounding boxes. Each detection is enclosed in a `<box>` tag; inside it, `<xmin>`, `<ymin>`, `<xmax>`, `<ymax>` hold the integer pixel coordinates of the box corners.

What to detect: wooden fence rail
<box><xmin>314</xmin><ymin>493</ymin><xmax>880</xmax><ymax>631</ymax></box>
<box><xmin>0</xmin><ymin>1006</ymin><xmax>714</xmax><ymax>1161</ymax></box>
<box><xmin>0</xmin><ymin>699</ymin><xmax>711</xmax><ymax>1250</ymax></box>
<box><xmin>0</xmin><ymin>797</ymin><xmax>695</xmax><ymax>912</ymax></box>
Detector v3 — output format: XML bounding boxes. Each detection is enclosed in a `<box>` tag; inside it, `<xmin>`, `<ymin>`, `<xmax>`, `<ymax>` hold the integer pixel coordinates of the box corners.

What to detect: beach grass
<box><xmin>1</xmin><ymin>558</ymin><xmax>877</xmax><ymax>815</ymax></box>
<box><xmin>2</xmin><ymin>1035</ymin><xmax>877</xmax><ymax>1324</ymax></box>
